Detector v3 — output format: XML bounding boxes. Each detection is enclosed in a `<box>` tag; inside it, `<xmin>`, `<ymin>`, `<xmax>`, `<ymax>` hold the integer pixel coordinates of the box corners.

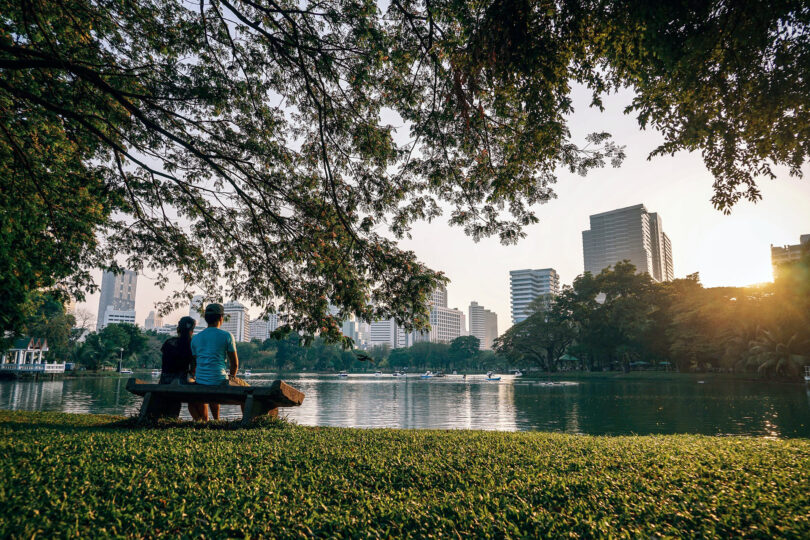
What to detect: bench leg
<box><xmin>138</xmin><ymin>392</ymin><xmax>152</xmax><ymax>423</ymax></box>
<box><xmin>241</xmin><ymin>395</ymin><xmax>255</xmax><ymax>427</ymax></box>
<box><xmin>240</xmin><ymin>396</ymin><xmax>279</xmax><ymax>426</ymax></box>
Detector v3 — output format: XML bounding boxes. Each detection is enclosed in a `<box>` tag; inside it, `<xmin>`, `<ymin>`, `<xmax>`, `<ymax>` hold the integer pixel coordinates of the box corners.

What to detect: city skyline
<box><xmin>75</xmin><ymin>85</ymin><xmax>810</xmax><ymax>334</ymax></box>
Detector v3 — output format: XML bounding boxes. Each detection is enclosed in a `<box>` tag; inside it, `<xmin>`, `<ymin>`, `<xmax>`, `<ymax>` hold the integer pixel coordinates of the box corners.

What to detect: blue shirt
<box><xmin>191</xmin><ymin>327</ymin><xmax>236</xmax><ymax>385</ymax></box>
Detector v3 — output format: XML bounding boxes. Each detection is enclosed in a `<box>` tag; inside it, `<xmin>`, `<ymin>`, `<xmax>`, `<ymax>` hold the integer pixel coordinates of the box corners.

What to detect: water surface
<box><xmin>1</xmin><ymin>373</ymin><xmax>808</xmax><ymax>437</ymax></box>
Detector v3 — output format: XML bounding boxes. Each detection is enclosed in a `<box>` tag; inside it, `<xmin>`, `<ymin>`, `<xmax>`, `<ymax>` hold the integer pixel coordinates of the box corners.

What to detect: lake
<box><xmin>1</xmin><ymin>373</ymin><xmax>809</xmax><ymax>437</ymax></box>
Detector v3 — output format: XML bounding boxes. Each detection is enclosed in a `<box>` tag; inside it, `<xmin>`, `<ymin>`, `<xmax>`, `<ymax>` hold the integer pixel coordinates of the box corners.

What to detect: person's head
<box><xmin>177</xmin><ymin>316</ymin><xmax>196</xmax><ymax>339</ymax></box>
<box><xmin>204</xmin><ymin>303</ymin><xmax>225</xmax><ymax>327</ymax></box>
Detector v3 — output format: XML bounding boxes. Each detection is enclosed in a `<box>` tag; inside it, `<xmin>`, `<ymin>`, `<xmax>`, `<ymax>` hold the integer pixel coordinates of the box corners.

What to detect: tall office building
<box><xmin>771</xmin><ymin>234</ymin><xmax>810</xmax><ymax>279</ymax></box>
<box><xmin>188</xmin><ymin>295</ymin><xmax>204</xmax><ymax>324</ymax></box>
<box><xmin>249</xmin><ymin>314</ymin><xmax>279</xmax><ymax>342</ymax></box>
<box><xmin>469</xmin><ymin>301</ymin><xmax>498</xmax><ymax>350</ymax></box>
<box><xmin>582</xmin><ymin>204</ymin><xmax>674</xmax><ymax>282</ymax></box>
<box><xmin>222</xmin><ymin>301</ymin><xmax>250</xmax><ymax>342</ymax></box>
<box><xmin>96</xmin><ymin>269</ymin><xmax>137</xmax><ymax>331</ymax></box>
<box><xmin>410</xmin><ymin>285</ymin><xmax>466</xmax><ymax>344</ymax></box>
<box><xmin>509</xmin><ymin>268</ymin><xmax>559</xmax><ymax>324</ymax></box>
<box><xmin>429</xmin><ymin>286</ymin><xmax>448</xmax><ymax>308</ymax></box>
<box><xmin>369</xmin><ymin>318</ymin><xmax>409</xmax><ymax>349</ymax></box>
<box><xmin>144</xmin><ymin>311</ymin><xmax>163</xmax><ymax>330</ymax></box>
<box><xmin>427</xmin><ymin>307</ymin><xmax>466</xmax><ymax>343</ymax></box>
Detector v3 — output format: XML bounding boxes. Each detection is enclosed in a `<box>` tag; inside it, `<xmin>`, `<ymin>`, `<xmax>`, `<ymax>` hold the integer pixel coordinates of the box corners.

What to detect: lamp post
<box><xmin>117</xmin><ymin>347</ymin><xmax>123</xmax><ymax>373</ymax></box>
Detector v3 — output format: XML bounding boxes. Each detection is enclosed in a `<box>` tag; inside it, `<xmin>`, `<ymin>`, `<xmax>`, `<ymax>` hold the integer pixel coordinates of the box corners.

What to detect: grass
<box><xmin>1</xmin><ymin>411</ymin><xmax>809</xmax><ymax>538</ymax></box>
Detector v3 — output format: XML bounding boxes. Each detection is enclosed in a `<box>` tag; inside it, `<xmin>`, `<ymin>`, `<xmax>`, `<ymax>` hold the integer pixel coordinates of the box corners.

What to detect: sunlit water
<box><xmin>1</xmin><ymin>373</ymin><xmax>809</xmax><ymax>437</ymax></box>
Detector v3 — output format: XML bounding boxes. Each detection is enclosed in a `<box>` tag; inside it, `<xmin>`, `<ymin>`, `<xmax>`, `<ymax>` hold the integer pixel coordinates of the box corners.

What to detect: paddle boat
<box><xmin>338</xmin><ymin>371</ymin><xmax>348</xmax><ymax>377</ymax></box>
<box><xmin>392</xmin><ymin>371</ymin><xmax>404</xmax><ymax>377</ymax></box>
<box><xmin>151</xmin><ymin>369</ymin><xmax>161</xmax><ymax>378</ymax></box>
<box><xmin>486</xmin><ymin>371</ymin><xmax>501</xmax><ymax>381</ymax></box>
<box><xmin>513</xmin><ymin>370</ymin><xmax>523</xmax><ymax>377</ymax></box>
<box><xmin>374</xmin><ymin>371</ymin><xmax>382</xmax><ymax>376</ymax></box>
<box><xmin>420</xmin><ymin>371</ymin><xmax>433</xmax><ymax>379</ymax></box>
<box><xmin>120</xmin><ymin>368</ymin><xmax>133</xmax><ymax>375</ymax></box>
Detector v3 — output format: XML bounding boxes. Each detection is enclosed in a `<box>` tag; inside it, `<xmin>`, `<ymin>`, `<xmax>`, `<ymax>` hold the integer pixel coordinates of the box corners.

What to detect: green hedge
<box><xmin>1</xmin><ymin>411</ymin><xmax>808</xmax><ymax>537</ymax></box>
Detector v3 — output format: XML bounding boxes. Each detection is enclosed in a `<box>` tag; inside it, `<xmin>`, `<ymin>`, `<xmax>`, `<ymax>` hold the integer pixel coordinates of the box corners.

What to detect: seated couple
<box><xmin>160</xmin><ymin>303</ymin><xmax>248</xmax><ymax>421</ymax></box>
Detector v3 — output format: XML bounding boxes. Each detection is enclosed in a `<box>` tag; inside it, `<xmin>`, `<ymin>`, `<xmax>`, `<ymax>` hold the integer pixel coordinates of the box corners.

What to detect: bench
<box><xmin>126</xmin><ymin>378</ymin><xmax>305</xmax><ymax>426</ymax></box>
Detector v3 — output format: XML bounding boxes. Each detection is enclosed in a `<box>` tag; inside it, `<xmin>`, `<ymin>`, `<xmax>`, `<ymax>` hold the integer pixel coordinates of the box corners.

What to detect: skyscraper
<box><xmin>249</xmin><ymin>314</ymin><xmax>279</xmax><ymax>342</ymax></box>
<box><xmin>469</xmin><ymin>301</ymin><xmax>498</xmax><ymax>350</ymax></box>
<box><xmin>222</xmin><ymin>301</ymin><xmax>250</xmax><ymax>342</ymax></box>
<box><xmin>509</xmin><ymin>269</ymin><xmax>559</xmax><ymax>324</ymax></box>
<box><xmin>369</xmin><ymin>318</ymin><xmax>409</xmax><ymax>348</ymax></box>
<box><xmin>144</xmin><ymin>310</ymin><xmax>162</xmax><ymax>330</ymax></box>
<box><xmin>582</xmin><ymin>204</ymin><xmax>674</xmax><ymax>282</ymax></box>
<box><xmin>96</xmin><ymin>269</ymin><xmax>137</xmax><ymax>330</ymax></box>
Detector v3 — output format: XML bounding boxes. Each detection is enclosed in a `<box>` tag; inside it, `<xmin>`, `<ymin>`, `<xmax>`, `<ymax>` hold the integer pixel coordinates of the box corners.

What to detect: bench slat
<box><xmin>126</xmin><ymin>378</ymin><xmax>304</xmax><ymax>407</ymax></box>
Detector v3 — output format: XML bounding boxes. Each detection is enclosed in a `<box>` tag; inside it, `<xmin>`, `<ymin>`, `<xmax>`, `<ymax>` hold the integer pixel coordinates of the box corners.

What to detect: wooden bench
<box><xmin>126</xmin><ymin>378</ymin><xmax>305</xmax><ymax>426</ymax></box>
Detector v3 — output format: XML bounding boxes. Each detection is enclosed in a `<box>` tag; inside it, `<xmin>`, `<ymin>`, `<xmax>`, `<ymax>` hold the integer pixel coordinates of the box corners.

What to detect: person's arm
<box><xmin>226</xmin><ymin>334</ymin><xmax>238</xmax><ymax>378</ymax></box>
<box><xmin>190</xmin><ymin>355</ymin><xmax>197</xmax><ymax>378</ymax></box>
<box><xmin>227</xmin><ymin>350</ymin><xmax>238</xmax><ymax>378</ymax></box>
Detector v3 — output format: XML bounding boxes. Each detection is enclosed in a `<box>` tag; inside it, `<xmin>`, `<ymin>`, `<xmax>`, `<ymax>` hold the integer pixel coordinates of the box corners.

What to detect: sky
<box><xmin>76</xmin><ymin>84</ymin><xmax>810</xmax><ymax>333</ymax></box>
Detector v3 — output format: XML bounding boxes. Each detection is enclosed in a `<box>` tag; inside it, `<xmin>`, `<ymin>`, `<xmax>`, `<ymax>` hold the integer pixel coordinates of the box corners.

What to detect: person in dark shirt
<box><xmin>159</xmin><ymin>316</ymin><xmax>196</xmax><ymax>383</ymax></box>
<box><xmin>159</xmin><ymin>316</ymin><xmax>204</xmax><ymax>419</ymax></box>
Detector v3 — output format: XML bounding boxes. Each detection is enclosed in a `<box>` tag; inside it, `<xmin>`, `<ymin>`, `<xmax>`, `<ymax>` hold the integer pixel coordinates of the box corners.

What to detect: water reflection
<box><xmin>0</xmin><ymin>374</ymin><xmax>808</xmax><ymax>437</ymax></box>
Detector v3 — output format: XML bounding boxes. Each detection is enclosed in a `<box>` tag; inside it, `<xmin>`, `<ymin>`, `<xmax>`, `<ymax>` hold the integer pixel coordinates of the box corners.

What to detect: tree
<box><xmin>748</xmin><ymin>329</ymin><xmax>809</xmax><ymax>378</ymax></box>
<box><xmin>388</xmin><ymin>348</ymin><xmax>412</xmax><ymax>370</ymax></box>
<box><xmin>18</xmin><ymin>293</ymin><xmax>76</xmax><ymax>361</ymax></box>
<box><xmin>448</xmin><ymin>336</ymin><xmax>480</xmax><ymax>370</ymax></box>
<box><xmin>495</xmin><ymin>307</ymin><xmax>575</xmax><ymax>372</ymax></box>
<box><xmin>3</xmin><ymin>0</ymin><xmax>807</xmax><ymax>338</ymax></box>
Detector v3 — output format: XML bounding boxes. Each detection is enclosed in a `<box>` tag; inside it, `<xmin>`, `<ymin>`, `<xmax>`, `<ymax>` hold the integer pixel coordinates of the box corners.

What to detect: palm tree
<box><xmin>748</xmin><ymin>329</ymin><xmax>809</xmax><ymax>378</ymax></box>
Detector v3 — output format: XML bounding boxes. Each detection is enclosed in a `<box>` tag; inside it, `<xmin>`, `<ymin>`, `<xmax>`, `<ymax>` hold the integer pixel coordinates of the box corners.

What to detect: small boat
<box><xmin>420</xmin><ymin>371</ymin><xmax>433</xmax><ymax>379</ymax></box>
<box><xmin>452</xmin><ymin>370</ymin><xmax>457</xmax><ymax>375</ymax></box>
<box><xmin>244</xmin><ymin>370</ymin><xmax>253</xmax><ymax>377</ymax></box>
<box><xmin>338</xmin><ymin>371</ymin><xmax>348</xmax><ymax>377</ymax></box>
<box><xmin>486</xmin><ymin>371</ymin><xmax>501</xmax><ymax>381</ymax></box>
<box><xmin>374</xmin><ymin>371</ymin><xmax>382</xmax><ymax>376</ymax></box>
<box><xmin>434</xmin><ymin>371</ymin><xmax>445</xmax><ymax>378</ymax></box>
<box><xmin>514</xmin><ymin>370</ymin><xmax>523</xmax><ymax>377</ymax></box>
<box><xmin>151</xmin><ymin>369</ymin><xmax>161</xmax><ymax>378</ymax></box>
<box><xmin>120</xmin><ymin>368</ymin><xmax>133</xmax><ymax>375</ymax></box>
<box><xmin>392</xmin><ymin>371</ymin><xmax>404</xmax><ymax>377</ymax></box>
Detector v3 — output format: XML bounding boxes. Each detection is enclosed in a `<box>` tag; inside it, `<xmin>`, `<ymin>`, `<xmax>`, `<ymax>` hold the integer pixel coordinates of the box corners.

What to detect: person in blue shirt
<box><xmin>190</xmin><ymin>303</ymin><xmax>248</xmax><ymax>420</ymax></box>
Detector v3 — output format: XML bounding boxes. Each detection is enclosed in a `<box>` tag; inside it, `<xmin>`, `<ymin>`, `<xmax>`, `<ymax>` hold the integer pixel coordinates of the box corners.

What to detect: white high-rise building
<box><xmin>96</xmin><ymin>269</ymin><xmax>137</xmax><ymax>331</ymax></box>
<box><xmin>369</xmin><ymin>318</ymin><xmax>409</xmax><ymax>348</ymax></box>
<box><xmin>144</xmin><ymin>310</ymin><xmax>163</xmax><ymax>330</ymax></box>
<box><xmin>429</xmin><ymin>286</ymin><xmax>448</xmax><ymax>308</ymax></box>
<box><xmin>189</xmin><ymin>295</ymin><xmax>205</xmax><ymax>325</ymax></box>
<box><xmin>509</xmin><ymin>268</ymin><xmax>559</xmax><ymax>324</ymax></box>
<box><xmin>469</xmin><ymin>301</ymin><xmax>498</xmax><ymax>350</ymax></box>
<box><xmin>249</xmin><ymin>314</ymin><xmax>279</xmax><ymax>342</ymax></box>
<box><xmin>582</xmin><ymin>203</ymin><xmax>674</xmax><ymax>282</ymax></box>
<box><xmin>100</xmin><ymin>309</ymin><xmax>136</xmax><ymax>328</ymax></box>
<box><xmin>222</xmin><ymin>301</ymin><xmax>250</xmax><ymax>342</ymax></box>
<box><xmin>426</xmin><ymin>306</ymin><xmax>466</xmax><ymax>343</ymax></box>
<box><xmin>410</xmin><ymin>285</ymin><xmax>466</xmax><ymax>344</ymax></box>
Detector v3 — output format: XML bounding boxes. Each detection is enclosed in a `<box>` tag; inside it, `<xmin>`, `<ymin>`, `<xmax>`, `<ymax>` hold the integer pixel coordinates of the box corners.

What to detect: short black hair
<box><xmin>204</xmin><ymin>312</ymin><xmax>222</xmax><ymax>325</ymax></box>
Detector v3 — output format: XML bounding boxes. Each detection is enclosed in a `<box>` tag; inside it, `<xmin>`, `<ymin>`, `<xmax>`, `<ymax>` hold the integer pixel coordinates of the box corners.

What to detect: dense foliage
<box><xmin>496</xmin><ymin>254</ymin><xmax>810</xmax><ymax>379</ymax></box>
<box><xmin>3</xmin><ymin>0</ymin><xmax>808</xmax><ymax>340</ymax></box>
<box><xmin>1</xmin><ymin>411</ymin><xmax>808</xmax><ymax>537</ymax></box>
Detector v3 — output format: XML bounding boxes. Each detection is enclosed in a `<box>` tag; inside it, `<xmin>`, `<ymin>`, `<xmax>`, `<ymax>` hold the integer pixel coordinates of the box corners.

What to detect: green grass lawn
<box><xmin>1</xmin><ymin>411</ymin><xmax>808</xmax><ymax>538</ymax></box>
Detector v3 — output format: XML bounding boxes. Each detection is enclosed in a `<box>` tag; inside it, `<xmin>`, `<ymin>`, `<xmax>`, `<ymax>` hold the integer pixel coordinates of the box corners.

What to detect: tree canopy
<box><xmin>2</xmin><ymin>0</ymin><xmax>807</xmax><ymax>339</ymax></box>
